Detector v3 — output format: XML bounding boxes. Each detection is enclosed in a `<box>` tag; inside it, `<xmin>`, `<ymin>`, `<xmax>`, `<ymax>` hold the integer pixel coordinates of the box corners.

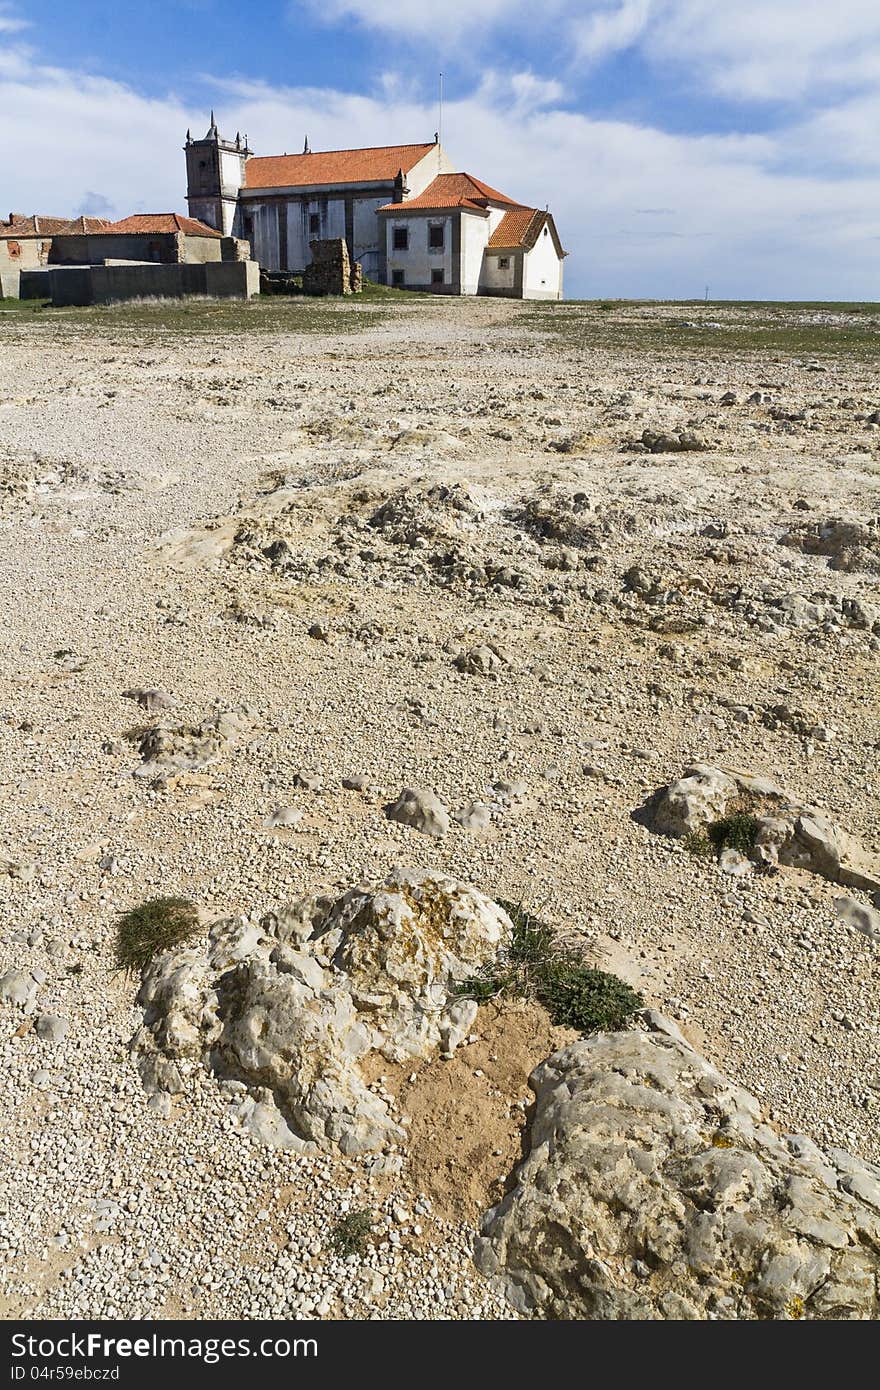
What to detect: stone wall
<box><xmin>301</xmin><ymin>238</ymin><xmax>362</xmax><ymax>296</ymax></box>
<box><xmin>46</xmin><ymin>260</ymin><xmax>259</xmax><ymax>306</ymax></box>
<box><xmin>50</xmin><ymin>233</ymin><xmax>225</xmax><ymax>266</ymax></box>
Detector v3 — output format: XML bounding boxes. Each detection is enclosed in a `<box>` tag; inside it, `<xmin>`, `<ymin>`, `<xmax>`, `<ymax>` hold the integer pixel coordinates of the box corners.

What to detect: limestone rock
<box><xmin>454</xmin><ymin>644</ymin><xmax>504</xmax><ymax>676</ymax></box>
<box><xmin>649</xmin><ymin>764</ymin><xmax>880</xmax><ymax>892</ymax></box>
<box><xmin>0</xmin><ymin>968</ymin><xmax>36</xmax><ymax>1009</ymax></box>
<box><xmin>266</xmin><ymin>805</ymin><xmax>303</xmax><ymax>828</ymax></box>
<box><xmin>651</xmin><ymin>763</ymin><xmax>738</xmax><ymax>837</ymax></box>
<box><xmin>641</xmin><ymin>429</ymin><xmax>705</xmax><ymax>453</ymax></box>
<box><xmin>834</xmin><ymin>896</ymin><xmax>880</xmax><ymax>942</ymax></box>
<box><xmin>131</xmin><ymin>871</ymin><xmax>511</xmax><ymax>1155</ymax></box>
<box><xmin>134</xmin><ymin>704</ymin><xmax>254</xmax><ymax>779</ymax></box>
<box><xmin>122</xmin><ymin>687</ymin><xmax>176</xmax><ymax>713</ymax></box>
<box><xmin>34</xmin><ymin>1014</ymin><xmax>69</xmax><ymax>1044</ymax></box>
<box><xmin>476</xmin><ymin>1029</ymin><xmax>880</xmax><ymax>1320</ymax></box>
<box><xmin>779</xmin><ymin>516</ymin><xmax>880</xmax><ymax>574</ymax></box>
<box><xmin>385</xmin><ymin>787</ymin><xmax>450</xmax><ymax>838</ymax></box>
<box><xmin>453</xmin><ymin>801</ymin><xmax>493</xmax><ymax>833</ymax></box>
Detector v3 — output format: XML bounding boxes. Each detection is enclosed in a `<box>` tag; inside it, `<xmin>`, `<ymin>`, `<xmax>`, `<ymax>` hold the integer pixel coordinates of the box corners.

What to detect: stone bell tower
<box><xmin>184</xmin><ymin>114</ymin><xmax>251</xmax><ymax>235</ymax></box>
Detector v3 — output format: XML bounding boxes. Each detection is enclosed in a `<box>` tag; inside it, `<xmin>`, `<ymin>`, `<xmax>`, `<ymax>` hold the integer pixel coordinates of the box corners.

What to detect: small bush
<box><xmin>115</xmin><ymin>896</ymin><xmax>199</xmax><ymax>975</ymax></box>
<box><xmin>683</xmin><ymin>830</ymin><xmax>714</xmax><ymax>858</ymax></box>
<box><xmin>457</xmin><ymin>900</ymin><xmax>643</xmax><ymax>1035</ymax></box>
<box><xmin>329</xmin><ymin>1209</ymin><xmax>373</xmax><ymax>1259</ymax></box>
<box><xmin>537</xmin><ymin>958</ymin><xmax>644</xmax><ymax>1032</ymax></box>
<box><xmin>707</xmin><ymin>812</ymin><xmax>759</xmax><ymax>856</ymax></box>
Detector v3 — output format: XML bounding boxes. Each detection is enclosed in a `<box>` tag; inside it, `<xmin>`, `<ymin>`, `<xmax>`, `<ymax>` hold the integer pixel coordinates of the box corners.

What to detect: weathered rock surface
<box><xmin>779</xmin><ymin>516</ymin><xmax>880</xmax><ymax>573</ymax></box>
<box><xmin>34</xmin><ymin>1014</ymin><xmax>69</xmax><ymax>1044</ymax></box>
<box><xmin>834</xmin><ymin>896</ymin><xmax>880</xmax><ymax>942</ymax></box>
<box><xmin>132</xmin><ymin>871</ymin><xmax>511</xmax><ymax>1155</ymax></box>
<box><xmin>122</xmin><ymin>687</ymin><xmax>176</xmax><ymax>713</ymax></box>
<box><xmin>649</xmin><ymin>764</ymin><xmax>880</xmax><ymax>891</ymax></box>
<box><xmin>134</xmin><ymin>704</ymin><xmax>254</xmax><ymax>779</ymax></box>
<box><xmin>0</xmin><ymin>968</ymin><xmax>36</xmax><ymax>1008</ymax></box>
<box><xmin>476</xmin><ymin>1027</ymin><xmax>880</xmax><ymax>1320</ymax></box>
<box><xmin>385</xmin><ymin>787</ymin><xmax>450</xmax><ymax>838</ymax></box>
<box><xmin>454</xmin><ymin>644</ymin><xmax>505</xmax><ymax>676</ymax></box>
<box><xmin>640</xmin><ymin>428</ymin><xmax>706</xmax><ymax>453</ymax></box>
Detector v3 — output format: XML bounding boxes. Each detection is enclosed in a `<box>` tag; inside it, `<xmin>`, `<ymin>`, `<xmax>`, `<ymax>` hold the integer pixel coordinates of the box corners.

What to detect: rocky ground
<box><xmin>0</xmin><ymin>293</ymin><xmax>878</xmax><ymax>1319</ymax></box>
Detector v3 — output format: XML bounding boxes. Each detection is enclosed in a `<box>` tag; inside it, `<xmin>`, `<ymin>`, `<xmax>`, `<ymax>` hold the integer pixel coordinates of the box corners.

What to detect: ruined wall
<box><xmin>47</xmin><ymin>260</ymin><xmax>259</xmax><ymax>306</ymax></box>
<box><xmin>0</xmin><ymin>237</ymin><xmax>51</xmax><ymax>270</ymax></box>
<box><xmin>302</xmin><ymin>238</ymin><xmax>362</xmax><ymax>296</ymax></box>
<box><xmin>220</xmin><ymin>236</ymin><xmax>251</xmax><ymax>262</ymax></box>
<box><xmin>49</xmin><ymin>233</ymin><xmax>223</xmax><ymax>266</ymax></box>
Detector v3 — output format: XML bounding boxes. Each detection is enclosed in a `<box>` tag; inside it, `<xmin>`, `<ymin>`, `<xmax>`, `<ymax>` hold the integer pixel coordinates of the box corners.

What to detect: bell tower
<box><xmin>184</xmin><ymin>114</ymin><xmax>251</xmax><ymax>235</ymax></box>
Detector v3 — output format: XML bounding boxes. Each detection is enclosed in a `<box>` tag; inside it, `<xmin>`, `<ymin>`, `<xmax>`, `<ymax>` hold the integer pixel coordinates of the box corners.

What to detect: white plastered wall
<box><xmin>479</xmin><ymin>250</ymin><xmax>518</xmax><ymax>294</ymax></box>
<box><xmin>384</xmin><ymin>213</ymin><xmax>454</xmax><ymax>287</ymax></box>
<box><xmin>406</xmin><ymin>145</ymin><xmax>456</xmax><ymax>197</ymax></box>
<box><xmin>523</xmin><ymin>223</ymin><xmax>563</xmax><ymax>299</ymax></box>
<box><xmin>459</xmin><ymin>211</ymin><xmax>489</xmax><ymax>295</ymax></box>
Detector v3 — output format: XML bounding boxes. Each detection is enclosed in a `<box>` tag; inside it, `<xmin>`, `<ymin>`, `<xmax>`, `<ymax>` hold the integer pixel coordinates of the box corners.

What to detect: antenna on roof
<box><xmin>438</xmin><ymin>72</ymin><xmax>443</xmax><ymax>151</ymax></box>
<box><xmin>303</xmin><ymin>135</ymin><xmax>311</xmax><ymax>154</ymax></box>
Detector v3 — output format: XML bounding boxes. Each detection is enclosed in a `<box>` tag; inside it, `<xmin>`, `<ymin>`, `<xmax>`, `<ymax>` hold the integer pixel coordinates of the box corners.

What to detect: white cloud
<box><xmin>1</xmin><ymin>45</ymin><xmax>879</xmax><ymax>298</ymax></box>
<box><xmin>294</xmin><ymin>0</ymin><xmax>880</xmax><ymax>111</ymax></box>
<box><xmin>291</xmin><ymin>0</ymin><xmax>539</xmax><ymax>42</ymax></box>
<box><xmin>646</xmin><ymin>0</ymin><xmax>880</xmax><ymax>103</ymax></box>
<box><xmin>0</xmin><ymin>3</ymin><xmax>28</xmax><ymax>35</ymax></box>
<box><xmin>574</xmin><ymin>0</ymin><xmax>652</xmax><ymax>62</ymax></box>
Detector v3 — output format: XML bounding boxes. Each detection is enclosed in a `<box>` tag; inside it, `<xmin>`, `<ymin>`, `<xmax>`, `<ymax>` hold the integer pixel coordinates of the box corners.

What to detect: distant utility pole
<box><xmin>704</xmin><ymin>284</ymin><xmax>709</xmax><ymax>302</ymax></box>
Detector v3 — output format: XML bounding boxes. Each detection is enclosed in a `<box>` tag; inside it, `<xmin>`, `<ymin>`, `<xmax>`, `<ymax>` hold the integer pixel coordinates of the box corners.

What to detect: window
<box><xmin>393</xmin><ymin>226</ymin><xmax>409</xmax><ymax>250</ymax></box>
<box><xmin>392</xmin><ymin>269</ymin><xmax>405</xmax><ymax>286</ymax></box>
<box><xmin>543</xmin><ymin>226</ymin><xmax>548</xmax><ymax>236</ymax></box>
<box><xmin>309</xmin><ymin>213</ymin><xmax>320</xmax><ymax>235</ymax></box>
<box><xmin>428</xmin><ymin>223</ymin><xmax>444</xmax><ymax>250</ymax></box>
<box><xmin>498</xmin><ymin>256</ymin><xmax>509</xmax><ymax>269</ymax></box>
<box><xmin>431</xmin><ymin>268</ymin><xmax>444</xmax><ymax>285</ymax></box>
<box><xmin>242</xmin><ymin>214</ymin><xmax>254</xmax><ymax>237</ymax></box>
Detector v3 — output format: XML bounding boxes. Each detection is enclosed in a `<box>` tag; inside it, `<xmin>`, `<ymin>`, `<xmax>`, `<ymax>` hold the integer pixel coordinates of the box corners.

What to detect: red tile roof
<box><xmin>0</xmin><ymin>214</ymin><xmax>112</xmax><ymax>238</ymax></box>
<box><xmin>64</xmin><ymin>216</ymin><xmax>116</xmax><ymax>234</ymax></box>
<box><xmin>487</xmin><ymin>208</ymin><xmax>542</xmax><ymax>249</ymax></box>
<box><xmin>99</xmin><ymin>213</ymin><xmax>222</xmax><ymax>237</ymax></box>
<box><xmin>244</xmin><ymin>143</ymin><xmax>437</xmax><ymax>190</ymax></box>
<box><xmin>488</xmin><ymin>209</ymin><xmax>567</xmax><ymax>257</ymax></box>
<box><xmin>378</xmin><ymin>172</ymin><xmax>525</xmax><ymax>214</ymax></box>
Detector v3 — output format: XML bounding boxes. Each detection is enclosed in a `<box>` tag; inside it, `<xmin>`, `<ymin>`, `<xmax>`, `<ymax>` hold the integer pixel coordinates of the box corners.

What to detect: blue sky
<box><xmin>2</xmin><ymin>0</ymin><xmax>880</xmax><ymax>298</ymax></box>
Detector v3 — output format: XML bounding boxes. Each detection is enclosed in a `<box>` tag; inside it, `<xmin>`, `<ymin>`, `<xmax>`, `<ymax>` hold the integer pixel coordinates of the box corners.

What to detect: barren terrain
<box><xmin>1</xmin><ymin>293</ymin><xmax>878</xmax><ymax>1318</ymax></box>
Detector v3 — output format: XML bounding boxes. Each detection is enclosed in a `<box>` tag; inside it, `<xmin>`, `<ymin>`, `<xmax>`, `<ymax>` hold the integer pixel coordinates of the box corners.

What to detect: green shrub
<box><xmin>457</xmin><ymin>900</ymin><xmax>643</xmax><ymax>1035</ymax></box>
<box><xmin>707</xmin><ymin>812</ymin><xmax>759</xmax><ymax>856</ymax></box>
<box><xmin>115</xmin><ymin>896</ymin><xmax>199</xmax><ymax>975</ymax></box>
<box><xmin>329</xmin><ymin>1209</ymin><xmax>373</xmax><ymax>1259</ymax></box>
<box><xmin>536</xmin><ymin>958</ymin><xmax>644</xmax><ymax>1032</ymax></box>
<box><xmin>683</xmin><ymin>830</ymin><xmax>714</xmax><ymax>858</ymax></box>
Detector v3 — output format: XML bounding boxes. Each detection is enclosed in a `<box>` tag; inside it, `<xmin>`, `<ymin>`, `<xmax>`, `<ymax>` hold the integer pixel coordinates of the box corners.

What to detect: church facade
<box><xmin>184</xmin><ymin>119</ymin><xmax>566</xmax><ymax>298</ymax></box>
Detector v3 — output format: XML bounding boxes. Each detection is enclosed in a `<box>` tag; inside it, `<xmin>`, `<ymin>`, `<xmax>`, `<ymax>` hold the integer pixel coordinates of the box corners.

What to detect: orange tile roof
<box><xmin>99</xmin><ymin>213</ymin><xmax>222</xmax><ymax>237</ymax></box>
<box><xmin>487</xmin><ymin>207</ymin><xmax>543</xmax><ymax>249</ymax></box>
<box><xmin>489</xmin><ymin>209</ymin><xmax>567</xmax><ymax>258</ymax></box>
<box><xmin>378</xmin><ymin>172</ymin><xmax>525</xmax><ymax>214</ymax></box>
<box><xmin>0</xmin><ymin>214</ymin><xmax>112</xmax><ymax>238</ymax></box>
<box><xmin>244</xmin><ymin>143</ymin><xmax>436</xmax><ymax>190</ymax></box>
<box><xmin>64</xmin><ymin>216</ymin><xmax>115</xmax><ymax>234</ymax></box>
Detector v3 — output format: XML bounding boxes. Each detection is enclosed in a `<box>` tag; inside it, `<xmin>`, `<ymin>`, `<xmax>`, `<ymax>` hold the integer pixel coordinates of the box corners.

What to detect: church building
<box><xmin>184</xmin><ymin>118</ymin><xmax>565</xmax><ymax>298</ymax></box>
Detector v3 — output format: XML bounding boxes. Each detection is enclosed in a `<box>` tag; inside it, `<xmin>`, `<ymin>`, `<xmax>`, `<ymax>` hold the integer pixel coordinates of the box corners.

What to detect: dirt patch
<box><xmin>380</xmin><ymin>998</ymin><xmax>577</xmax><ymax>1223</ymax></box>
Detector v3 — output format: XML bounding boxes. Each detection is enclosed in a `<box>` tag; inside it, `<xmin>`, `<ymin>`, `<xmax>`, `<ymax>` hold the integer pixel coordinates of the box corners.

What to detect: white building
<box><xmin>377</xmin><ymin>173</ymin><xmax>565</xmax><ymax>299</ymax></box>
<box><xmin>184</xmin><ymin>120</ymin><xmax>566</xmax><ymax>297</ymax></box>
